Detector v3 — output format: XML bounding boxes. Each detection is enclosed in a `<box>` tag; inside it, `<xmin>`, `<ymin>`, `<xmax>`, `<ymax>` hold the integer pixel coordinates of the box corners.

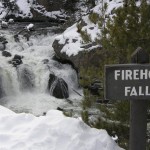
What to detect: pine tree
<box><xmin>101</xmin><ymin>0</ymin><xmax>150</xmax><ymax>64</ymax></box>
<box><xmin>139</xmin><ymin>0</ymin><xmax>150</xmax><ymax>50</ymax></box>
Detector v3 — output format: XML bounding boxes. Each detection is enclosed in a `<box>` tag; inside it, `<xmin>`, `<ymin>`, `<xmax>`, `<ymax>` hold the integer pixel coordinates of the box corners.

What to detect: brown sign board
<box><xmin>105</xmin><ymin>64</ymin><xmax>150</xmax><ymax>100</ymax></box>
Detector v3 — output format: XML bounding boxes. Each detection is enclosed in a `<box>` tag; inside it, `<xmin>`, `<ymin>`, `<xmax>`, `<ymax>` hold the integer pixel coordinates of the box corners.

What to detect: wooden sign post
<box><xmin>105</xmin><ymin>47</ymin><xmax>149</xmax><ymax>150</ymax></box>
<box><xmin>130</xmin><ymin>47</ymin><xmax>149</xmax><ymax>150</ymax></box>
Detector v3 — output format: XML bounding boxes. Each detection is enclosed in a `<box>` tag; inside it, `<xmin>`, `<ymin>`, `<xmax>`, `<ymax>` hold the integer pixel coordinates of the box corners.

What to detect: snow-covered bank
<box><xmin>0</xmin><ymin>105</ymin><xmax>123</xmax><ymax>150</ymax></box>
<box><xmin>0</xmin><ymin>0</ymin><xmax>66</xmax><ymax>21</ymax></box>
<box><xmin>54</xmin><ymin>0</ymin><xmax>124</xmax><ymax>57</ymax></box>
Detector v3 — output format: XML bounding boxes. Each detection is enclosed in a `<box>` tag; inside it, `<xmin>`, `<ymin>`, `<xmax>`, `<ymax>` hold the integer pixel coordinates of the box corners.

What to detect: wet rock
<box><xmin>52</xmin><ymin>55</ymin><xmax>78</xmax><ymax>73</ymax></box>
<box><xmin>48</xmin><ymin>74</ymin><xmax>69</xmax><ymax>99</ymax></box>
<box><xmin>57</xmin><ymin>107</ymin><xmax>64</xmax><ymax>111</ymax></box>
<box><xmin>42</xmin><ymin>59</ymin><xmax>49</xmax><ymax>64</ymax></box>
<box><xmin>0</xmin><ymin>41</ymin><xmax>8</xmax><ymax>51</ymax></box>
<box><xmin>9</xmin><ymin>54</ymin><xmax>23</xmax><ymax>67</ymax></box>
<box><xmin>14</xmin><ymin>34</ymin><xmax>20</xmax><ymax>42</ymax></box>
<box><xmin>0</xmin><ymin>36</ymin><xmax>6</xmax><ymax>42</ymax></box>
<box><xmin>2</xmin><ymin>51</ymin><xmax>12</xmax><ymax>57</ymax></box>
<box><xmin>14</xmin><ymin>54</ymin><xmax>23</xmax><ymax>60</ymax></box>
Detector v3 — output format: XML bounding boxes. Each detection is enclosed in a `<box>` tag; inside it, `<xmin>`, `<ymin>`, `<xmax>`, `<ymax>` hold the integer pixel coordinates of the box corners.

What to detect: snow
<box><xmin>1</xmin><ymin>21</ymin><xmax>8</xmax><ymax>26</ymax></box>
<box><xmin>55</xmin><ymin>23</ymin><xmax>83</xmax><ymax>56</ymax></box>
<box><xmin>16</xmin><ymin>0</ymin><xmax>32</xmax><ymax>18</ymax></box>
<box><xmin>26</xmin><ymin>23</ymin><xmax>34</xmax><ymax>31</ymax></box>
<box><xmin>8</xmin><ymin>19</ymin><xmax>14</xmax><ymax>24</ymax></box>
<box><xmin>0</xmin><ymin>0</ymin><xmax>66</xmax><ymax>19</ymax></box>
<box><xmin>54</xmin><ymin>0</ymin><xmax>124</xmax><ymax>57</ymax></box>
<box><xmin>0</xmin><ymin>106</ymin><xmax>123</xmax><ymax>150</ymax></box>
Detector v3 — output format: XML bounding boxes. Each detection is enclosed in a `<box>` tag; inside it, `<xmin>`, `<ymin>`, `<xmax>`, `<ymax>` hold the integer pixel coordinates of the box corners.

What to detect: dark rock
<box><xmin>88</xmin><ymin>80</ymin><xmax>103</xmax><ymax>96</ymax></box>
<box><xmin>14</xmin><ymin>34</ymin><xmax>20</xmax><ymax>42</ymax></box>
<box><xmin>9</xmin><ymin>54</ymin><xmax>23</xmax><ymax>67</ymax></box>
<box><xmin>52</xmin><ymin>55</ymin><xmax>78</xmax><ymax>73</ymax></box>
<box><xmin>0</xmin><ymin>40</ymin><xmax>8</xmax><ymax>51</ymax></box>
<box><xmin>57</xmin><ymin>107</ymin><xmax>64</xmax><ymax>111</ymax></box>
<box><xmin>2</xmin><ymin>51</ymin><xmax>12</xmax><ymax>57</ymax></box>
<box><xmin>42</xmin><ymin>59</ymin><xmax>49</xmax><ymax>64</ymax></box>
<box><xmin>72</xmin><ymin>39</ymin><xmax>78</xmax><ymax>43</ymax></box>
<box><xmin>80</xmin><ymin>19</ymin><xmax>87</xmax><ymax>27</ymax></box>
<box><xmin>11</xmin><ymin>59</ymin><xmax>23</xmax><ymax>67</ymax></box>
<box><xmin>0</xmin><ymin>36</ymin><xmax>6</xmax><ymax>42</ymax></box>
<box><xmin>23</xmin><ymin>33</ymin><xmax>30</xmax><ymax>41</ymax></box>
<box><xmin>43</xmin><ymin>112</ymin><xmax>46</xmax><ymax>116</ymax></box>
<box><xmin>14</xmin><ymin>54</ymin><xmax>23</xmax><ymax>60</ymax></box>
<box><xmin>48</xmin><ymin>74</ymin><xmax>69</xmax><ymax>99</ymax></box>
<box><xmin>96</xmin><ymin>99</ymin><xmax>109</xmax><ymax>104</ymax></box>
<box><xmin>89</xmin><ymin>27</ymin><xmax>94</xmax><ymax>30</ymax></box>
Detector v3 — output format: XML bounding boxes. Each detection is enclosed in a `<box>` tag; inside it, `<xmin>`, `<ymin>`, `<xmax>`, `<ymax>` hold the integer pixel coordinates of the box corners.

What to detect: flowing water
<box><xmin>0</xmin><ymin>22</ymin><xmax>82</xmax><ymax>116</ymax></box>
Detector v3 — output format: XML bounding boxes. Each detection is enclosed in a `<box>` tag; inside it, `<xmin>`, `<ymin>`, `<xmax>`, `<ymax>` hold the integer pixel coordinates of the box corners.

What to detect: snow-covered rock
<box><xmin>26</xmin><ymin>23</ymin><xmax>34</xmax><ymax>31</ymax></box>
<box><xmin>1</xmin><ymin>21</ymin><xmax>8</xmax><ymax>28</ymax></box>
<box><xmin>8</xmin><ymin>18</ymin><xmax>14</xmax><ymax>24</ymax></box>
<box><xmin>0</xmin><ymin>106</ymin><xmax>124</xmax><ymax>150</ymax></box>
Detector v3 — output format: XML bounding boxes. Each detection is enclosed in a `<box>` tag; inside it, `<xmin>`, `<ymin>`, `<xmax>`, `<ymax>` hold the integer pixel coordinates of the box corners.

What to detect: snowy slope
<box><xmin>0</xmin><ymin>105</ymin><xmax>124</xmax><ymax>150</ymax></box>
<box><xmin>54</xmin><ymin>0</ymin><xmax>124</xmax><ymax>56</ymax></box>
<box><xmin>0</xmin><ymin>0</ymin><xmax>66</xmax><ymax>20</ymax></box>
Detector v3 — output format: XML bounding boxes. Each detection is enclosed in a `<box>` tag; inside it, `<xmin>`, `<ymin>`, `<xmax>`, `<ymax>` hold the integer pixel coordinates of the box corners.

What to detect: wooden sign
<box><xmin>105</xmin><ymin>64</ymin><xmax>150</xmax><ymax>100</ymax></box>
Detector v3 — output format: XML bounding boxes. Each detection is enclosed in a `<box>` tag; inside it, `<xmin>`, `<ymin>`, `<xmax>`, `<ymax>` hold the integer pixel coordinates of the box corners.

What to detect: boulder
<box><xmin>13</xmin><ymin>54</ymin><xmax>23</xmax><ymax>60</ymax></box>
<box><xmin>0</xmin><ymin>40</ymin><xmax>8</xmax><ymax>51</ymax></box>
<box><xmin>52</xmin><ymin>38</ymin><xmax>103</xmax><ymax>91</ymax></box>
<box><xmin>53</xmin><ymin>39</ymin><xmax>102</xmax><ymax>70</ymax></box>
<box><xmin>0</xmin><ymin>36</ymin><xmax>6</xmax><ymax>42</ymax></box>
<box><xmin>48</xmin><ymin>74</ymin><xmax>69</xmax><ymax>99</ymax></box>
<box><xmin>9</xmin><ymin>54</ymin><xmax>23</xmax><ymax>67</ymax></box>
<box><xmin>88</xmin><ymin>80</ymin><xmax>103</xmax><ymax>96</ymax></box>
<box><xmin>1</xmin><ymin>21</ymin><xmax>8</xmax><ymax>28</ymax></box>
<box><xmin>2</xmin><ymin>51</ymin><xmax>12</xmax><ymax>57</ymax></box>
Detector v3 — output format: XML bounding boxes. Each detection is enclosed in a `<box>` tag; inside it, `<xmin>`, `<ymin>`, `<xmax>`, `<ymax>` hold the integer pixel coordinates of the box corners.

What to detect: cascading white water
<box><xmin>0</xmin><ymin>23</ymin><xmax>82</xmax><ymax>115</ymax></box>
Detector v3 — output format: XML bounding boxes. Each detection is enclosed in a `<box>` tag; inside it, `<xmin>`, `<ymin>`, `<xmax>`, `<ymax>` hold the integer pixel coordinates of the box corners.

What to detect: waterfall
<box><xmin>0</xmin><ymin>67</ymin><xmax>20</xmax><ymax>97</ymax></box>
<box><xmin>0</xmin><ymin>23</ymin><xmax>82</xmax><ymax>115</ymax></box>
<box><xmin>17</xmin><ymin>65</ymin><xmax>35</xmax><ymax>92</ymax></box>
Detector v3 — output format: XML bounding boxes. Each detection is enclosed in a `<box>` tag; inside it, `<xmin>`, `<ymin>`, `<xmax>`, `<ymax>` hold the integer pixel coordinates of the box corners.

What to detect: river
<box><xmin>0</xmin><ymin>22</ymin><xmax>82</xmax><ymax>116</ymax></box>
